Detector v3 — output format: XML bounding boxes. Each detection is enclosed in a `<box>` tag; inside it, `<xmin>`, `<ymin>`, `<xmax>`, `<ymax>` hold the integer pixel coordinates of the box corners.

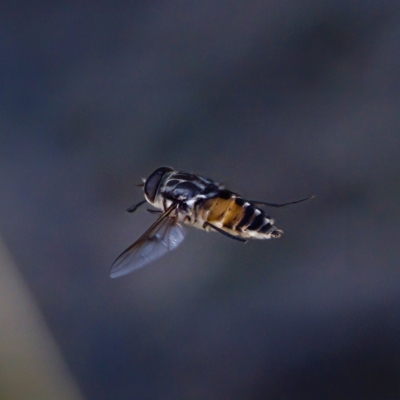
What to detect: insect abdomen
<box><xmin>202</xmin><ymin>194</ymin><xmax>282</xmax><ymax>239</ymax></box>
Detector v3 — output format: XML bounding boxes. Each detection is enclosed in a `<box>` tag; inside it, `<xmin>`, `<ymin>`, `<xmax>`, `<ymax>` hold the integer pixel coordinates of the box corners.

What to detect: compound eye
<box><xmin>144</xmin><ymin>167</ymin><xmax>173</xmax><ymax>203</ymax></box>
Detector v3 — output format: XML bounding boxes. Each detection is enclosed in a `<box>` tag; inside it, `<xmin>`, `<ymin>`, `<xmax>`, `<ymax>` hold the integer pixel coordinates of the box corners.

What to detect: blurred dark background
<box><xmin>1</xmin><ymin>1</ymin><xmax>400</xmax><ymax>399</ymax></box>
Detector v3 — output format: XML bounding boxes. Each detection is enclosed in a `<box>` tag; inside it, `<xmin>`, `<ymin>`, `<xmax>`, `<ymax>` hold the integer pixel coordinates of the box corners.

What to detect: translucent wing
<box><xmin>110</xmin><ymin>205</ymin><xmax>186</xmax><ymax>278</ymax></box>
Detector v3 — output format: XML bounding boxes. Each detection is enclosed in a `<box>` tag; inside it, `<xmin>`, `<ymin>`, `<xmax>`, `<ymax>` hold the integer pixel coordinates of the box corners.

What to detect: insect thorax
<box><xmin>154</xmin><ymin>171</ymin><xmax>223</xmax><ymax>212</ymax></box>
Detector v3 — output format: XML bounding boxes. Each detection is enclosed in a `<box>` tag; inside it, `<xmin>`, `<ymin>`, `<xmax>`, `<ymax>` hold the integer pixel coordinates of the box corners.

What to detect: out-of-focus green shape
<box><xmin>0</xmin><ymin>237</ymin><xmax>85</xmax><ymax>400</ymax></box>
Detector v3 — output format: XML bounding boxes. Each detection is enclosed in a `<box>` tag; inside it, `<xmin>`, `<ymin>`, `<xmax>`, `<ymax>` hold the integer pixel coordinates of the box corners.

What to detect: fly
<box><xmin>110</xmin><ymin>167</ymin><xmax>314</xmax><ymax>278</ymax></box>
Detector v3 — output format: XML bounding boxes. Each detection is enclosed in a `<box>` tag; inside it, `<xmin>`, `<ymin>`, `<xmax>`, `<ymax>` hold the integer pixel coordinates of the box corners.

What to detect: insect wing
<box><xmin>110</xmin><ymin>206</ymin><xmax>186</xmax><ymax>278</ymax></box>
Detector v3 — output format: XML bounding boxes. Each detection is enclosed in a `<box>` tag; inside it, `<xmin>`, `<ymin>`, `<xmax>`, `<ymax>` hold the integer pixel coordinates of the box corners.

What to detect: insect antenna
<box><xmin>135</xmin><ymin>177</ymin><xmax>146</xmax><ymax>187</ymax></box>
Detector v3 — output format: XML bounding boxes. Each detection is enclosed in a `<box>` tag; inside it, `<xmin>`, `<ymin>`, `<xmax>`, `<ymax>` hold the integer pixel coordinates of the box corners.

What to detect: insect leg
<box><xmin>126</xmin><ymin>200</ymin><xmax>147</xmax><ymax>213</ymax></box>
<box><xmin>203</xmin><ymin>222</ymin><xmax>247</xmax><ymax>243</ymax></box>
<box><xmin>146</xmin><ymin>209</ymin><xmax>162</xmax><ymax>214</ymax></box>
<box><xmin>250</xmin><ymin>195</ymin><xmax>315</xmax><ymax>208</ymax></box>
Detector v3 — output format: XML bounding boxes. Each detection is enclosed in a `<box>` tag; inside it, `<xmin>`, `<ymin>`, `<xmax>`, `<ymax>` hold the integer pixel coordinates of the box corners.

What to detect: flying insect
<box><xmin>110</xmin><ymin>167</ymin><xmax>313</xmax><ymax>278</ymax></box>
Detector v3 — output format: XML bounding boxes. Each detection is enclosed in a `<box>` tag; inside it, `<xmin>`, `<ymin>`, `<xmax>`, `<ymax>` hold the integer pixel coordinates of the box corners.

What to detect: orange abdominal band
<box><xmin>205</xmin><ymin>198</ymin><xmax>244</xmax><ymax>229</ymax></box>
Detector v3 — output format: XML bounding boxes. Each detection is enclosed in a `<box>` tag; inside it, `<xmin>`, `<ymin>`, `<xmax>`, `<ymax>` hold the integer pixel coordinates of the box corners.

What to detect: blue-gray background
<box><xmin>2</xmin><ymin>1</ymin><xmax>400</xmax><ymax>399</ymax></box>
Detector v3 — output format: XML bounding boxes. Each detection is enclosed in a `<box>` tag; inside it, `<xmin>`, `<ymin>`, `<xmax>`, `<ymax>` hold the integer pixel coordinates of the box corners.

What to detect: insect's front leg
<box><xmin>177</xmin><ymin>201</ymin><xmax>190</xmax><ymax>213</ymax></box>
<box><xmin>175</xmin><ymin>201</ymin><xmax>194</xmax><ymax>224</ymax></box>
